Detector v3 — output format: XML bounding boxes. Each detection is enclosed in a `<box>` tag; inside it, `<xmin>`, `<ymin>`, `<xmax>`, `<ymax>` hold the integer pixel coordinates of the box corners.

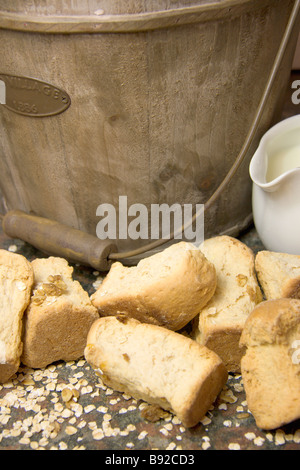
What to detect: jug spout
<box><xmin>250</xmin><ymin>115</ymin><xmax>300</xmax><ymax>191</ymax></box>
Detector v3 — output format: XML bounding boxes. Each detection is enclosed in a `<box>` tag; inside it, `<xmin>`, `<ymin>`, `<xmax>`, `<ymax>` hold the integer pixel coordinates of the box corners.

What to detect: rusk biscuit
<box><xmin>21</xmin><ymin>257</ymin><xmax>99</xmax><ymax>368</ymax></box>
<box><xmin>85</xmin><ymin>315</ymin><xmax>228</xmax><ymax>428</ymax></box>
<box><xmin>255</xmin><ymin>250</ymin><xmax>300</xmax><ymax>300</ymax></box>
<box><xmin>193</xmin><ymin>236</ymin><xmax>262</xmax><ymax>372</ymax></box>
<box><xmin>0</xmin><ymin>249</ymin><xmax>34</xmax><ymax>383</ymax></box>
<box><xmin>91</xmin><ymin>241</ymin><xmax>217</xmax><ymax>331</ymax></box>
<box><xmin>240</xmin><ymin>298</ymin><xmax>300</xmax><ymax>430</ymax></box>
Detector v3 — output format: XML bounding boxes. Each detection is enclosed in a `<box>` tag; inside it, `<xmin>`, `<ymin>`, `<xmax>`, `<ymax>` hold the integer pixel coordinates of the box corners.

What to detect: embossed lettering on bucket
<box><xmin>0</xmin><ymin>74</ymin><xmax>71</xmax><ymax>117</ymax></box>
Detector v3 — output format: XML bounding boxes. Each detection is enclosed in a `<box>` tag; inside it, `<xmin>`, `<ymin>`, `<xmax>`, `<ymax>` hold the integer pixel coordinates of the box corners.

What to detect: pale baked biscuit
<box><xmin>0</xmin><ymin>249</ymin><xmax>34</xmax><ymax>383</ymax></box>
<box><xmin>255</xmin><ymin>250</ymin><xmax>300</xmax><ymax>300</ymax></box>
<box><xmin>193</xmin><ymin>236</ymin><xmax>262</xmax><ymax>373</ymax></box>
<box><xmin>240</xmin><ymin>298</ymin><xmax>300</xmax><ymax>430</ymax></box>
<box><xmin>91</xmin><ymin>241</ymin><xmax>217</xmax><ymax>331</ymax></box>
<box><xmin>85</xmin><ymin>315</ymin><xmax>228</xmax><ymax>428</ymax></box>
<box><xmin>21</xmin><ymin>257</ymin><xmax>99</xmax><ymax>368</ymax></box>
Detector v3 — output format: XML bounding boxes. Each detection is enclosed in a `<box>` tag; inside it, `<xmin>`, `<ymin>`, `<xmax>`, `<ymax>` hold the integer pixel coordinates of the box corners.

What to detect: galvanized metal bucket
<box><xmin>0</xmin><ymin>0</ymin><xmax>299</xmax><ymax>258</ymax></box>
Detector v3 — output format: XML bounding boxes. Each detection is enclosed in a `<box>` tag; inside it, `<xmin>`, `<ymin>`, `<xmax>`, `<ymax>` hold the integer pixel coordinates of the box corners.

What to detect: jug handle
<box><xmin>1</xmin><ymin>0</ymin><xmax>300</xmax><ymax>269</ymax></box>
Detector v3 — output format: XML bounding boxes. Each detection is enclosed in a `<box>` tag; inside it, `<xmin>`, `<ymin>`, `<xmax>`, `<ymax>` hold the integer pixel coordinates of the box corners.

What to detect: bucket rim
<box><xmin>0</xmin><ymin>0</ymin><xmax>275</xmax><ymax>34</ymax></box>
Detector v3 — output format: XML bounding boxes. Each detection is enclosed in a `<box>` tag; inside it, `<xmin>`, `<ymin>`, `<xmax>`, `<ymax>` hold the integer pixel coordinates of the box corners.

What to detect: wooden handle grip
<box><xmin>2</xmin><ymin>210</ymin><xmax>118</xmax><ymax>272</ymax></box>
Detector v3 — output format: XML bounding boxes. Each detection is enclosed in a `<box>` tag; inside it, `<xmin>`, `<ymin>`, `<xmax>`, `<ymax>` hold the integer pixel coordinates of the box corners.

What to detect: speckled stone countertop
<box><xmin>0</xmin><ymin>223</ymin><xmax>299</xmax><ymax>452</ymax></box>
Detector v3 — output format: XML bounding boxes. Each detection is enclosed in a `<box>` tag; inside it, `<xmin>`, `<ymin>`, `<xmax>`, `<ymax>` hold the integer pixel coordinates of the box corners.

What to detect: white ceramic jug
<box><xmin>249</xmin><ymin>115</ymin><xmax>300</xmax><ymax>255</ymax></box>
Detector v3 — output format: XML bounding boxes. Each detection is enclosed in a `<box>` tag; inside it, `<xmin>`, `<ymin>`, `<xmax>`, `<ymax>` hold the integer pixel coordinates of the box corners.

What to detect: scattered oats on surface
<box><xmin>61</xmin><ymin>408</ymin><xmax>73</xmax><ymax>418</ymax></box>
<box><xmin>233</xmin><ymin>383</ymin><xmax>243</xmax><ymax>393</ymax></box>
<box><xmin>72</xmin><ymin>403</ymin><xmax>83</xmax><ymax>417</ymax></box>
<box><xmin>3</xmin><ymin>381</ymin><xmax>14</xmax><ymax>388</ymax></box>
<box><xmin>275</xmin><ymin>430</ymin><xmax>286</xmax><ymax>446</ymax></box>
<box><xmin>92</xmin><ymin>428</ymin><xmax>104</xmax><ymax>440</ymax></box>
<box><xmin>19</xmin><ymin>437</ymin><xmax>31</xmax><ymax>445</ymax></box>
<box><xmin>118</xmin><ymin>408</ymin><xmax>128</xmax><ymax>414</ymax></box>
<box><xmin>65</xmin><ymin>361</ymin><xmax>75</xmax><ymax>367</ymax></box>
<box><xmin>97</xmin><ymin>405</ymin><xmax>108</xmax><ymax>413</ymax></box>
<box><xmin>61</xmin><ymin>388</ymin><xmax>74</xmax><ymax>403</ymax></box>
<box><xmin>77</xmin><ymin>378</ymin><xmax>88</xmax><ymax>387</ymax></box>
<box><xmin>88</xmin><ymin>421</ymin><xmax>97</xmax><ymax>430</ymax></box>
<box><xmin>22</xmin><ymin>378</ymin><xmax>35</xmax><ymax>386</ymax></box>
<box><xmin>122</xmin><ymin>393</ymin><xmax>132</xmax><ymax>400</ymax></box>
<box><xmin>294</xmin><ymin>430</ymin><xmax>300</xmax><ymax>443</ymax></box>
<box><xmin>140</xmin><ymin>404</ymin><xmax>169</xmax><ymax>423</ymax></box>
<box><xmin>220</xmin><ymin>389</ymin><xmax>237</xmax><ymax>404</ymax></box>
<box><xmin>164</xmin><ymin>423</ymin><xmax>173</xmax><ymax>431</ymax></box>
<box><xmin>73</xmin><ymin>371</ymin><xmax>84</xmax><ymax>379</ymax></box>
<box><xmin>109</xmin><ymin>398</ymin><xmax>119</xmax><ymax>405</ymax></box>
<box><xmin>171</xmin><ymin>416</ymin><xmax>181</xmax><ymax>425</ymax></box>
<box><xmin>202</xmin><ymin>440</ymin><xmax>211</xmax><ymax>450</ymax></box>
<box><xmin>126</xmin><ymin>424</ymin><xmax>136</xmax><ymax>432</ymax></box>
<box><xmin>54</xmin><ymin>402</ymin><xmax>64</xmax><ymax>413</ymax></box>
<box><xmin>46</xmin><ymin>382</ymin><xmax>56</xmax><ymax>392</ymax></box>
<box><xmin>166</xmin><ymin>442</ymin><xmax>176</xmax><ymax>450</ymax></box>
<box><xmin>127</xmin><ymin>405</ymin><xmax>137</xmax><ymax>411</ymax></box>
<box><xmin>65</xmin><ymin>426</ymin><xmax>77</xmax><ymax>436</ymax></box>
<box><xmin>200</xmin><ymin>416</ymin><xmax>211</xmax><ymax>426</ymax></box>
<box><xmin>102</xmin><ymin>422</ymin><xmax>114</xmax><ymax>437</ymax></box>
<box><xmin>81</xmin><ymin>386</ymin><xmax>93</xmax><ymax>395</ymax></box>
<box><xmin>218</xmin><ymin>403</ymin><xmax>227</xmax><ymax>410</ymax></box>
<box><xmin>223</xmin><ymin>420</ymin><xmax>232</xmax><ymax>427</ymax></box>
<box><xmin>59</xmin><ymin>441</ymin><xmax>68</xmax><ymax>450</ymax></box>
<box><xmin>84</xmin><ymin>404</ymin><xmax>96</xmax><ymax>414</ymax></box>
<box><xmin>254</xmin><ymin>436</ymin><xmax>265</xmax><ymax>446</ymax></box>
<box><xmin>8</xmin><ymin>245</ymin><xmax>18</xmax><ymax>252</ymax></box>
<box><xmin>237</xmin><ymin>413</ymin><xmax>250</xmax><ymax>419</ymax></box>
<box><xmin>68</xmin><ymin>377</ymin><xmax>77</xmax><ymax>385</ymax></box>
<box><xmin>30</xmin><ymin>441</ymin><xmax>39</xmax><ymax>450</ymax></box>
<box><xmin>93</xmin><ymin>277</ymin><xmax>104</xmax><ymax>290</ymax></box>
<box><xmin>77</xmin><ymin>420</ymin><xmax>86</xmax><ymax>429</ymax></box>
<box><xmin>228</xmin><ymin>443</ymin><xmax>241</xmax><ymax>450</ymax></box>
